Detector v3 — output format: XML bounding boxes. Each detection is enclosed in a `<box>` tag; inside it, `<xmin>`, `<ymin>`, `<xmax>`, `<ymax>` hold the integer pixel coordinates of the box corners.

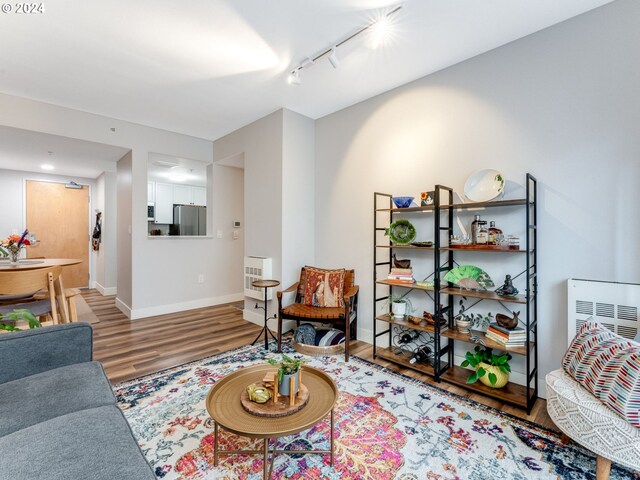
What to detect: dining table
<box><xmin>0</xmin><ymin>258</ymin><xmax>82</xmax><ymax>323</ymax></box>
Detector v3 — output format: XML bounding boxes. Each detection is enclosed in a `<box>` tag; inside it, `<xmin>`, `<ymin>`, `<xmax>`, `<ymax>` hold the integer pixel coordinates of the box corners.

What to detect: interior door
<box><xmin>25</xmin><ymin>180</ymin><xmax>89</xmax><ymax>287</ymax></box>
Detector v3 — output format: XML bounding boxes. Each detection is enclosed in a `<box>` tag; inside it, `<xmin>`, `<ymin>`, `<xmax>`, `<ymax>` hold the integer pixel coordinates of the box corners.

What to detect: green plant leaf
<box><xmin>502</xmin><ymin>364</ymin><xmax>511</xmax><ymax>373</ymax></box>
<box><xmin>477</xmin><ymin>367</ymin><xmax>486</xmax><ymax>378</ymax></box>
<box><xmin>488</xmin><ymin>372</ymin><xmax>498</xmax><ymax>385</ymax></box>
<box><xmin>466</xmin><ymin>371</ymin><xmax>479</xmax><ymax>384</ymax></box>
<box><xmin>461</xmin><ymin>360</ymin><xmax>470</xmax><ymax>368</ymax></box>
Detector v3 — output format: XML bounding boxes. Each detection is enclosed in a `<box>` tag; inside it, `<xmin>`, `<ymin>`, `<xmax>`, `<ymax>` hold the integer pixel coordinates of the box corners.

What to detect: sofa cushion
<box><xmin>302</xmin><ymin>266</ymin><xmax>345</xmax><ymax>307</ymax></box>
<box><xmin>0</xmin><ymin>405</ymin><xmax>155</xmax><ymax>480</ymax></box>
<box><xmin>562</xmin><ymin>320</ymin><xmax>640</xmax><ymax>428</ymax></box>
<box><xmin>0</xmin><ymin>361</ymin><xmax>116</xmax><ymax>437</ymax></box>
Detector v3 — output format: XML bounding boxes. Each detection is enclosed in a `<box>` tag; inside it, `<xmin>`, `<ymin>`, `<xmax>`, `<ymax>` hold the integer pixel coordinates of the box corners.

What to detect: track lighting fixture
<box><xmin>286</xmin><ymin>4</ymin><xmax>402</xmax><ymax>84</ymax></box>
<box><xmin>328</xmin><ymin>48</ymin><xmax>339</xmax><ymax>69</ymax></box>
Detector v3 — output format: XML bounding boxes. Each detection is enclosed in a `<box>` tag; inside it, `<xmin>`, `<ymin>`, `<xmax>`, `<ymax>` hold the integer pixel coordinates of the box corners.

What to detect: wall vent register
<box><xmin>244</xmin><ymin>256</ymin><xmax>273</xmax><ymax>300</ymax></box>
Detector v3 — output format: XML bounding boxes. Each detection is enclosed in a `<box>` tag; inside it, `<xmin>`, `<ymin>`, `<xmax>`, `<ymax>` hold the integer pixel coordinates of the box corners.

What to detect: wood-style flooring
<box><xmin>84</xmin><ymin>290</ymin><xmax>556</xmax><ymax>430</ymax></box>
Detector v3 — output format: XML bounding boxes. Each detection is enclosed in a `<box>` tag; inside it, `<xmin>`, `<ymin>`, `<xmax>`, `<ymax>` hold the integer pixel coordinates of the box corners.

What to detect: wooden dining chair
<box><xmin>0</xmin><ymin>267</ymin><xmax>65</xmax><ymax>325</ymax></box>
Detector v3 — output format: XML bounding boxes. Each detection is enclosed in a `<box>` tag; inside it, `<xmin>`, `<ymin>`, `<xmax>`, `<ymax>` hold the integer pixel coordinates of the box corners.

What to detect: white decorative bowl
<box><xmin>463</xmin><ymin>169</ymin><xmax>505</xmax><ymax>202</ymax></box>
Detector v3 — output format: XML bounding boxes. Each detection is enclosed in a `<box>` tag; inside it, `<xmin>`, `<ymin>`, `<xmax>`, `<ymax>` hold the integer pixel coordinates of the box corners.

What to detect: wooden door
<box><xmin>25</xmin><ymin>181</ymin><xmax>89</xmax><ymax>287</ymax></box>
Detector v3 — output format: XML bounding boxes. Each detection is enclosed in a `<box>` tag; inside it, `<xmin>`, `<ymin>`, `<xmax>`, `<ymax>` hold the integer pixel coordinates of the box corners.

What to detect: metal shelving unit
<box><xmin>372</xmin><ymin>174</ymin><xmax>538</xmax><ymax>413</ymax></box>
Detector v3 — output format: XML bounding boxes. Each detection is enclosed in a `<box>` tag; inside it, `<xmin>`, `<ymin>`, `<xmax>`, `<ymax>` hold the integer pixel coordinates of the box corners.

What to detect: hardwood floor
<box><xmin>84</xmin><ymin>290</ymin><xmax>556</xmax><ymax>430</ymax></box>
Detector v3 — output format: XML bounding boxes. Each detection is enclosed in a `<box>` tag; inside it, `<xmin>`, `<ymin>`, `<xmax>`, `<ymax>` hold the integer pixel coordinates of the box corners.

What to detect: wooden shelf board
<box><xmin>440</xmin><ymin>329</ymin><xmax>532</xmax><ymax>356</ymax></box>
<box><xmin>376</xmin><ymin>205</ymin><xmax>435</xmax><ymax>213</ymax></box>
<box><xmin>375</xmin><ymin>314</ymin><xmax>439</xmax><ymax>334</ymax></box>
<box><xmin>440</xmin><ymin>365</ymin><xmax>533</xmax><ymax>408</ymax></box>
<box><xmin>440</xmin><ymin>247</ymin><xmax>526</xmax><ymax>253</ymax></box>
<box><xmin>440</xmin><ymin>199</ymin><xmax>528</xmax><ymax>210</ymax></box>
<box><xmin>376</xmin><ymin>245</ymin><xmax>435</xmax><ymax>250</ymax></box>
<box><xmin>374</xmin><ymin>347</ymin><xmax>437</xmax><ymax>377</ymax></box>
<box><xmin>440</xmin><ymin>287</ymin><xmax>527</xmax><ymax>304</ymax></box>
<box><xmin>377</xmin><ymin>280</ymin><xmax>435</xmax><ymax>291</ymax></box>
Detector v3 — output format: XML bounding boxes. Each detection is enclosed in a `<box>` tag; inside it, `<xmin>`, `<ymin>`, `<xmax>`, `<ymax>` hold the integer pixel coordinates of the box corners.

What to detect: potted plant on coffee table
<box><xmin>461</xmin><ymin>345</ymin><xmax>511</xmax><ymax>388</ymax></box>
<box><xmin>268</xmin><ymin>354</ymin><xmax>307</xmax><ymax>396</ymax></box>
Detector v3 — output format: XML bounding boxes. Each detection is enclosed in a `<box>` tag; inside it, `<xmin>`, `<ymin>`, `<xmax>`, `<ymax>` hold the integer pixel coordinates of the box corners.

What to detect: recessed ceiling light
<box><xmin>41</xmin><ymin>164</ymin><xmax>55</xmax><ymax>171</ymax></box>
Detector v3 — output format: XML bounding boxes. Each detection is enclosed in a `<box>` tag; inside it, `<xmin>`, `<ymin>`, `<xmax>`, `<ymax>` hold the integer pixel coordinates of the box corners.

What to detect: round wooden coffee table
<box><xmin>206</xmin><ymin>364</ymin><xmax>338</xmax><ymax>479</ymax></box>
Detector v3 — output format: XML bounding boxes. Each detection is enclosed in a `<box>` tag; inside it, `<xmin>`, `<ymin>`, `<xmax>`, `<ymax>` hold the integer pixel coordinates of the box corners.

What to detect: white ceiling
<box><xmin>0</xmin><ymin>125</ymin><xmax>129</xmax><ymax>178</ymax></box>
<box><xmin>0</xmin><ymin>0</ymin><xmax>612</xmax><ymax>141</ymax></box>
<box><xmin>148</xmin><ymin>152</ymin><xmax>209</xmax><ymax>187</ymax></box>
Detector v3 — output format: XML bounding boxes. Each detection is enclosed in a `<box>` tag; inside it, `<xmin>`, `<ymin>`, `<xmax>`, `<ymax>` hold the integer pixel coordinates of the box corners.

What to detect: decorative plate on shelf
<box><xmin>410</xmin><ymin>241</ymin><xmax>433</xmax><ymax>247</ymax></box>
<box><xmin>385</xmin><ymin>219</ymin><xmax>416</xmax><ymax>245</ymax></box>
<box><xmin>463</xmin><ymin>169</ymin><xmax>505</xmax><ymax>202</ymax></box>
<box><xmin>444</xmin><ymin>265</ymin><xmax>494</xmax><ymax>290</ymax></box>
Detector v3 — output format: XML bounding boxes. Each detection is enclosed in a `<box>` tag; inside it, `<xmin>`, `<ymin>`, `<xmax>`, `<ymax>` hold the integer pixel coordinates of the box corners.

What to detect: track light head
<box><xmin>328</xmin><ymin>48</ymin><xmax>340</xmax><ymax>69</ymax></box>
<box><xmin>288</xmin><ymin>70</ymin><xmax>301</xmax><ymax>85</ymax></box>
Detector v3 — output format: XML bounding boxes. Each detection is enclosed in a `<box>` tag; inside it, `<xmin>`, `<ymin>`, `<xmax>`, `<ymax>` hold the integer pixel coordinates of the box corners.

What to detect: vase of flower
<box><xmin>8</xmin><ymin>248</ymin><xmax>20</xmax><ymax>264</ymax></box>
<box><xmin>1</xmin><ymin>230</ymin><xmax>31</xmax><ymax>264</ymax></box>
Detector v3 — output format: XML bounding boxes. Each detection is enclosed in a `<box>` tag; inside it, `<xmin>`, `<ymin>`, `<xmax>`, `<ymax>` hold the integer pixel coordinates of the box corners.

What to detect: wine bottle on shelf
<box><xmin>476</xmin><ymin>220</ymin><xmax>488</xmax><ymax>245</ymax></box>
<box><xmin>397</xmin><ymin>330</ymin><xmax>420</xmax><ymax>345</ymax></box>
<box><xmin>488</xmin><ymin>221</ymin><xmax>503</xmax><ymax>245</ymax></box>
<box><xmin>409</xmin><ymin>345</ymin><xmax>432</xmax><ymax>364</ymax></box>
<box><xmin>471</xmin><ymin>215</ymin><xmax>481</xmax><ymax>244</ymax></box>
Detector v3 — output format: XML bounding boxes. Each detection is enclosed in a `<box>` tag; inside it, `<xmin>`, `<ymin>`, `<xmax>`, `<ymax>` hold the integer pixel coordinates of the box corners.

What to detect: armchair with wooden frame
<box><xmin>277</xmin><ymin>267</ymin><xmax>359</xmax><ymax>362</ymax></box>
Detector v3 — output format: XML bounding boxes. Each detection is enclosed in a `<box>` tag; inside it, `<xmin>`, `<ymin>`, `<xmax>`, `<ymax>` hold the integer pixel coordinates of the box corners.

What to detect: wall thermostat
<box><xmin>233</xmin><ymin>221</ymin><xmax>241</xmax><ymax>228</ymax></box>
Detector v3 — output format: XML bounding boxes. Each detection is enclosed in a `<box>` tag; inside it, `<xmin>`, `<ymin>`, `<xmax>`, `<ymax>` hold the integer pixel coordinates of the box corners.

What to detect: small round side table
<box><xmin>251</xmin><ymin>279</ymin><xmax>280</xmax><ymax>351</ymax></box>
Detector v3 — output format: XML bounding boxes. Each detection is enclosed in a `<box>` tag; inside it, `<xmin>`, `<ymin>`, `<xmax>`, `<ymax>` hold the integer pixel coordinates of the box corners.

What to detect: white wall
<box><xmin>314</xmin><ymin>0</ymin><xmax>640</xmax><ymax>396</ymax></box>
<box><xmin>0</xmin><ymin>169</ymin><xmax>98</xmax><ymax>282</ymax></box>
<box><xmin>213</xmin><ymin>108</ymin><xmax>316</xmax><ymax>330</ymax></box>
<box><xmin>281</xmin><ymin>109</ymin><xmax>315</xmax><ymax>292</ymax></box>
<box><xmin>116</xmin><ymin>152</ymin><xmax>133</xmax><ymax>313</ymax></box>
<box><xmin>94</xmin><ymin>171</ymin><xmax>118</xmax><ymax>295</ymax></box>
<box><xmin>0</xmin><ymin>93</ymin><xmax>250</xmax><ymax>319</ymax></box>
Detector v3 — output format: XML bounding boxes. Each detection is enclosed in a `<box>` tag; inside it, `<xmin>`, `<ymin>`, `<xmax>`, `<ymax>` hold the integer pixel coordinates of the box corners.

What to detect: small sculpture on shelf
<box><xmin>496</xmin><ymin>311</ymin><xmax>520</xmax><ymax>330</ymax></box>
<box><xmin>495</xmin><ymin>274</ymin><xmax>518</xmax><ymax>297</ymax></box>
<box><xmin>392</xmin><ymin>254</ymin><xmax>411</xmax><ymax>269</ymax></box>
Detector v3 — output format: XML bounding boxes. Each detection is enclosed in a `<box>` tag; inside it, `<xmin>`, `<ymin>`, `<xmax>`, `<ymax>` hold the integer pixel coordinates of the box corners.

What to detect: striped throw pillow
<box><xmin>563</xmin><ymin>320</ymin><xmax>640</xmax><ymax>428</ymax></box>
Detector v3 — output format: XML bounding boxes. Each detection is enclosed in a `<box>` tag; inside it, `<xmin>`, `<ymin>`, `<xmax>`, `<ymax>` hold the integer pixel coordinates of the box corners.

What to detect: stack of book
<box><xmin>485</xmin><ymin>323</ymin><xmax>527</xmax><ymax>348</ymax></box>
<box><xmin>387</xmin><ymin>267</ymin><xmax>415</xmax><ymax>284</ymax></box>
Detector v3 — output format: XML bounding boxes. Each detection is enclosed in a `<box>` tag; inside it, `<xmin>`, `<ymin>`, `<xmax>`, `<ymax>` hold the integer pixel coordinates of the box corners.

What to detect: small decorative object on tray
<box><xmin>444</xmin><ymin>265</ymin><xmax>494</xmax><ymax>290</ymax></box>
<box><xmin>495</xmin><ymin>275</ymin><xmax>519</xmax><ymax>297</ymax></box>
<box><xmin>392</xmin><ymin>196</ymin><xmax>414</xmax><ymax>208</ymax></box>
<box><xmin>423</xmin><ymin>311</ymin><xmax>447</xmax><ymax>329</ymax></box>
<box><xmin>410</xmin><ymin>241</ymin><xmax>433</xmax><ymax>247</ymax></box>
<box><xmin>385</xmin><ymin>219</ymin><xmax>416</xmax><ymax>245</ymax></box>
<box><xmin>420</xmin><ymin>191</ymin><xmax>435</xmax><ymax>206</ymax></box>
<box><xmin>246</xmin><ymin>384</ymin><xmax>272</xmax><ymax>403</ymax></box>
<box><xmin>240</xmin><ymin>373</ymin><xmax>310</xmax><ymax>417</ymax></box>
<box><xmin>495</xmin><ymin>311</ymin><xmax>520</xmax><ymax>330</ymax></box>
<box><xmin>407</xmin><ymin>315</ymin><xmax>423</xmax><ymax>325</ymax></box>
<box><xmin>455</xmin><ymin>316</ymin><xmax>472</xmax><ymax>333</ymax></box>
<box><xmin>415</xmin><ymin>280</ymin><xmax>434</xmax><ymax>289</ymax></box>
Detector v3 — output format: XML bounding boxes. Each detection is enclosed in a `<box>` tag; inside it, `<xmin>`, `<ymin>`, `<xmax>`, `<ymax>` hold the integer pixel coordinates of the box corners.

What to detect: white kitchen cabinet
<box><xmin>147</xmin><ymin>181</ymin><xmax>155</xmax><ymax>203</ymax></box>
<box><xmin>173</xmin><ymin>185</ymin><xmax>191</xmax><ymax>205</ymax></box>
<box><xmin>155</xmin><ymin>182</ymin><xmax>174</xmax><ymax>224</ymax></box>
<box><xmin>192</xmin><ymin>186</ymin><xmax>207</xmax><ymax>206</ymax></box>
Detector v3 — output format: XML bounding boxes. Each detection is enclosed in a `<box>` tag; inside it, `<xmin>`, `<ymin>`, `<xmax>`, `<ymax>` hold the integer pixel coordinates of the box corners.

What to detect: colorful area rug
<box><xmin>115</xmin><ymin>341</ymin><xmax>639</xmax><ymax>479</ymax></box>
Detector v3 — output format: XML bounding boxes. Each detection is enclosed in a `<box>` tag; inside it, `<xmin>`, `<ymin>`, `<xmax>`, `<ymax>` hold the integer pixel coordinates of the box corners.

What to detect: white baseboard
<box><xmin>115</xmin><ymin>297</ymin><xmax>132</xmax><ymax>319</ymax></box>
<box><xmin>94</xmin><ymin>281</ymin><xmax>117</xmax><ymax>296</ymax></box>
<box><xmin>130</xmin><ymin>293</ymin><xmax>244</xmax><ymax>320</ymax></box>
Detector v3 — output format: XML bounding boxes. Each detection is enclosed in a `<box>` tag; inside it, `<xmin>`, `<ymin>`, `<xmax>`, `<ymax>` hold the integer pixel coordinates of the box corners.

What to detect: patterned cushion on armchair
<box><xmin>562</xmin><ymin>320</ymin><xmax>640</xmax><ymax>428</ymax></box>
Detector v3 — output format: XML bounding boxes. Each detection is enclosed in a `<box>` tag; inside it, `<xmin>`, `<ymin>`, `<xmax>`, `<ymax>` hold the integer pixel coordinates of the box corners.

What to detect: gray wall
<box><xmin>314</xmin><ymin>0</ymin><xmax>640</xmax><ymax>395</ymax></box>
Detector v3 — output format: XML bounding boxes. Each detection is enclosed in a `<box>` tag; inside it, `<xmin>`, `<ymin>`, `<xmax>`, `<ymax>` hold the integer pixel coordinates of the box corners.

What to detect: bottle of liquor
<box><xmin>398</xmin><ymin>330</ymin><xmax>419</xmax><ymax>344</ymax></box>
<box><xmin>488</xmin><ymin>221</ymin><xmax>502</xmax><ymax>245</ymax></box>
<box><xmin>471</xmin><ymin>215</ymin><xmax>481</xmax><ymax>244</ymax></box>
<box><xmin>409</xmin><ymin>345</ymin><xmax>432</xmax><ymax>364</ymax></box>
<box><xmin>476</xmin><ymin>220</ymin><xmax>488</xmax><ymax>245</ymax></box>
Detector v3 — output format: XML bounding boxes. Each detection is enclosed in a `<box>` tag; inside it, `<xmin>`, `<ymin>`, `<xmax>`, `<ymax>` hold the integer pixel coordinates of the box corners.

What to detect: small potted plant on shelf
<box><xmin>0</xmin><ymin>309</ymin><xmax>40</xmax><ymax>332</ymax></box>
<box><xmin>268</xmin><ymin>354</ymin><xmax>306</xmax><ymax>396</ymax></box>
<box><xmin>384</xmin><ymin>293</ymin><xmax>414</xmax><ymax>319</ymax></box>
<box><xmin>461</xmin><ymin>345</ymin><xmax>511</xmax><ymax>388</ymax></box>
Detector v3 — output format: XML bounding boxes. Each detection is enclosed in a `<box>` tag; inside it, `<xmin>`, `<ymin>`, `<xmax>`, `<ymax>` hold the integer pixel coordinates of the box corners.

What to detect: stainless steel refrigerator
<box><xmin>171</xmin><ymin>205</ymin><xmax>207</xmax><ymax>236</ymax></box>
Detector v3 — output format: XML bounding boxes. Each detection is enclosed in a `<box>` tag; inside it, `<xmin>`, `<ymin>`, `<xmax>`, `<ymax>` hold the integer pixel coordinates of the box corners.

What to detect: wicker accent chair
<box><xmin>277</xmin><ymin>268</ymin><xmax>359</xmax><ymax>362</ymax></box>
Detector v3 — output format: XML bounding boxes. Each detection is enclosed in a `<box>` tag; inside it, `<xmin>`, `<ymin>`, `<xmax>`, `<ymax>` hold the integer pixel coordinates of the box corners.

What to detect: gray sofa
<box><xmin>0</xmin><ymin>323</ymin><xmax>156</xmax><ymax>480</ymax></box>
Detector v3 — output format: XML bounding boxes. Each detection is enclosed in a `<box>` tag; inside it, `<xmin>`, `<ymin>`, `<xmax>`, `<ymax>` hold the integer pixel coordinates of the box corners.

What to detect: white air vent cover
<box><xmin>244</xmin><ymin>256</ymin><xmax>273</xmax><ymax>300</ymax></box>
<box><xmin>567</xmin><ymin>279</ymin><xmax>640</xmax><ymax>346</ymax></box>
